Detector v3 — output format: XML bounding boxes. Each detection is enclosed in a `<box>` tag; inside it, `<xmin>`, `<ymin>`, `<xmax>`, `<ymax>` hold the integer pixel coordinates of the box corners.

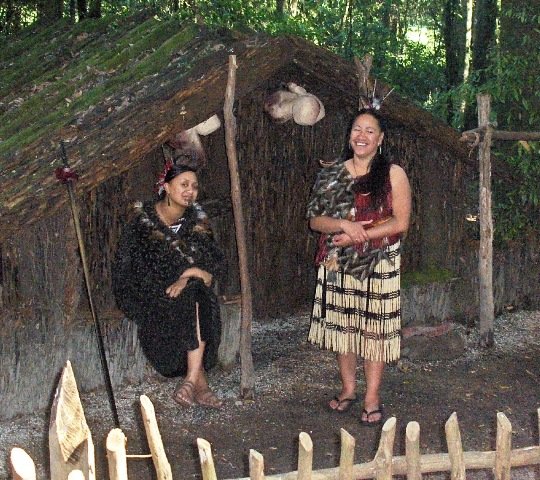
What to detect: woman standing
<box><xmin>306</xmin><ymin>108</ymin><xmax>411</xmax><ymax>425</ymax></box>
<box><xmin>113</xmin><ymin>163</ymin><xmax>225</xmax><ymax>408</ymax></box>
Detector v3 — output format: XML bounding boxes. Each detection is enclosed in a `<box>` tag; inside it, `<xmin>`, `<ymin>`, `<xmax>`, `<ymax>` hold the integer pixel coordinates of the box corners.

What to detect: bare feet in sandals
<box><xmin>173</xmin><ymin>380</ymin><xmax>197</xmax><ymax>407</ymax></box>
<box><xmin>195</xmin><ymin>387</ymin><xmax>223</xmax><ymax>409</ymax></box>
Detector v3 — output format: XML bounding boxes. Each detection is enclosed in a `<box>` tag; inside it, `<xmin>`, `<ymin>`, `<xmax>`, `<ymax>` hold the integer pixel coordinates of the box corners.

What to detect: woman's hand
<box><xmin>339</xmin><ymin>219</ymin><xmax>373</xmax><ymax>244</ymax></box>
<box><xmin>166</xmin><ymin>276</ymin><xmax>190</xmax><ymax>298</ymax></box>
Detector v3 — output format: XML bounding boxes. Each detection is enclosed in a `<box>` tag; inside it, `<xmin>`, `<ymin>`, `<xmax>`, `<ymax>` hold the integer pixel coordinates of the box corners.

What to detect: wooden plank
<box><xmin>477</xmin><ymin>93</ymin><xmax>494</xmax><ymax>347</ymax></box>
<box><xmin>338</xmin><ymin>429</ymin><xmax>355</xmax><ymax>480</ymax></box>
<box><xmin>224</xmin><ymin>53</ymin><xmax>255</xmax><ymax>399</ymax></box>
<box><xmin>297</xmin><ymin>432</ymin><xmax>313</xmax><ymax>480</ymax></box>
<box><xmin>374</xmin><ymin>417</ymin><xmax>396</xmax><ymax>480</ymax></box>
<box><xmin>198</xmin><ymin>438</ymin><xmax>218</xmax><ymax>480</ymax></box>
<box><xmin>49</xmin><ymin>361</ymin><xmax>95</xmax><ymax>480</ymax></box>
<box><xmin>10</xmin><ymin>448</ymin><xmax>36</xmax><ymax>480</ymax></box>
<box><xmin>106</xmin><ymin>429</ymin><xmax>128</xmax><ymax>480</ymax></box>
<box><xmin>495</xmin><ymin>412</ymin><xmax>512</xmax><ymax>480</ymax></box>
<box><xmin>249</xmin><ymin>449</ymin><xmax>265</xmax><ymax>480</ymax></box>
<box><xmin>405</xmin><ymin>421</ymin><xmax>422</xmax><ymax>480</ymax></box>
<box><xmin>218</xmin><ymin>296</ymin><xmax>242</xmax><ymax>371</ymax></box>
<box><xmin>140</xmin><ymin>395</ymin><xmax>173</xmax><ymax>480</ymax></box>
<box><xmin>445</xmin><ymin>412</ymin><xmax>466</xmax><ymax>480</ymax></box>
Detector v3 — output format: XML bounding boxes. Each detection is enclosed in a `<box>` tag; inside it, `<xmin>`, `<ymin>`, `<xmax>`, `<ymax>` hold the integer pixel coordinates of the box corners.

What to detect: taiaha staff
<box><xmin>55</xmin><ymin>141</ymin><xmax>120</xmax><ymax>428</ymax></box>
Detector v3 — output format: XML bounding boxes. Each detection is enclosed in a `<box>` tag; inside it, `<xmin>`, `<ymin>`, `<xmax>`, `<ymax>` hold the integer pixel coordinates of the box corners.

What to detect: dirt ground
<box><xmin>1</xmin><ymin>309</ymin><xmax>540</xmax><ymax>480</ymax></box>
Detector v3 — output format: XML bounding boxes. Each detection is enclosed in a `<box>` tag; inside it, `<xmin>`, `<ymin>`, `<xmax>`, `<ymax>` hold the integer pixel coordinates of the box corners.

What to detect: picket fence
<box><xmin>8</xmin><ymin>361</ymin><xmax>540</xmax><ymax>480</ymax></box>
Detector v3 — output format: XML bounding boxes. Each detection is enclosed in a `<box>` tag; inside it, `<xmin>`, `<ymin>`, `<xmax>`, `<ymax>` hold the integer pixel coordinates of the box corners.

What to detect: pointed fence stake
<box><xmin>374</xmin><ymin>417</ymin><xmax>396</xmax><ymax>480</ymax></box>
<box><xmin>494</xmin><ymin>412</ymin><xmax>512</xmax><ymax>480</ymax></box>
<box><xmin>106</xmin><ymin>429</ymin><xmax>128</xmax><ymax>480</ymax></box>
<box><xmin>10</xmin><ymin>448</ymin><xmax>36</xmax><ymax>480</ymax></box>
<box><xmin>249</xmin><ymin>449</ymin><xmax>265</xmax><ymax>480</ymax></box>
<box><xmin>140</xmin><ymin>395</ymin><xmax>173</xmax><ymax>479</ymax></box>
<box><xmin>445</xmin><ymin>412</ymin><xmax>465</xmax><ymax>480</ymax></box>
<box><xmin>297</xmin><ymin>432</ymin><xmax>313</xmax><ymax>480</ymax></box>
<box><xmin>405</xmin><ymin>421</ymin><xmax>421</xmax><ymax>480</ymax></box>
<box><xmin>198</xmin><ymin>438</ymin><xmax>218</xmax><ymax>480</ymax></box>
<box><xmin>338</xmin><ymin>429</ymin><xmax>355</xmax><ymax>480</ymax></box>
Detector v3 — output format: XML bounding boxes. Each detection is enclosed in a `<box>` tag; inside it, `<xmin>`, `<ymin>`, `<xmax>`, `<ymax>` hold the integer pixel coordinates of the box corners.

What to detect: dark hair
<box><xmin>343</xmin><ymin>108</ymin><xmax>389</xmax><ymax>208</ymax></box>
<box><xmin>158</xmin><ymin>164</ymin><xmax>198</xmax><ymax>200</ymax></box>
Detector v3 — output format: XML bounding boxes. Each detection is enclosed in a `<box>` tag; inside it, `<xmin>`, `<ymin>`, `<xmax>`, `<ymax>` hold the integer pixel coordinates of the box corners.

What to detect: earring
<box><xmin>167</xmin><ymin>194</ymin><xmax>170</xmax><ymax>207</ymax></box>
<box><xmin>378</xmin><ymin>144</ymin><xmax>382</xmax><ymax>154</ymax></box>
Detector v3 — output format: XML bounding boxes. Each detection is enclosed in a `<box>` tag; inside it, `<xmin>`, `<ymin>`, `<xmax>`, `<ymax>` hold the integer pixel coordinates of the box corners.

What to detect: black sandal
<box><xmin>329</xmin><ymin>396</ymin><xmax>358</xmax><ymax>413</ymax></box>
<box><xmin>360</xmin><ymin>405</ymin><xmax>384</xmax><ymax>426</ymax></box>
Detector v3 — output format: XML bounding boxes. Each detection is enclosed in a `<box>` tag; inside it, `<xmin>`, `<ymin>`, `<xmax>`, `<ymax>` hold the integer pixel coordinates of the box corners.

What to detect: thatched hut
<box><xmin>1</xmin><ymin>14</ymin><xmax>538</xmax><ymax>419</ymax></box>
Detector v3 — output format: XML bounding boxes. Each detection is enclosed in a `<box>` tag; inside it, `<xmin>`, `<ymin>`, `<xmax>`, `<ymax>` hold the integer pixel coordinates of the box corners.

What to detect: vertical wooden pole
<box><xmin>249</xmin><ymin>450</ymin><xmax>265</xmax><ymax>480</ymax></box>
<box><xmin>106</xmin><ymin>429</ymin><xmax>128</xmax><ymax>480</ymax></box>
<box><xmin>477</xmin><ymin>93</ymin><xmax>494</xmax><ymax>347</ymax></box>
<box><xmin>197</xmin><ymin>438</ymin><xmax>218</xmax><ymax>480</ymax></box>
<box><xmin>223</xmin><ymin>54</ymin><xmax>255</xmax><ymax>398</ymax></box>
<box><xmin>373</xmin><ymin>417</ymin><xmax>396</xmax><ymax>480</ymax></box>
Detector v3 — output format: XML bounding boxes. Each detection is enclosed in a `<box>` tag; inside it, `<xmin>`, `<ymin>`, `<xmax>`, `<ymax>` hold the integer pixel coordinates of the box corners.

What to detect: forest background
<box><xmin>1</xmin><ymin>0</ymin><xmax>539</xmax><ymax>242</ymax></box>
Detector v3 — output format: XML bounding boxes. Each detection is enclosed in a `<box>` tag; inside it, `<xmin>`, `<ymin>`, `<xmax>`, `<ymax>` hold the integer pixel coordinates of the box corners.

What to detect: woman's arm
<box><xmin>332</xmin><ymin>165</ymin><xmax>411</xmax><ymax>247</ymax></box>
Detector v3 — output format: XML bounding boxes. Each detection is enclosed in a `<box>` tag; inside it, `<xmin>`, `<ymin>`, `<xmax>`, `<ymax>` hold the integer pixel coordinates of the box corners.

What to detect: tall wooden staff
<box><xmin>223</xmin><ymin>55</ymin><xmax>255</xmax><ymax>398</ymax></box>
<box><xmin>55</xmin><ymin>141</ymin><xmax>120</xmax><ymax>427</ymax></box>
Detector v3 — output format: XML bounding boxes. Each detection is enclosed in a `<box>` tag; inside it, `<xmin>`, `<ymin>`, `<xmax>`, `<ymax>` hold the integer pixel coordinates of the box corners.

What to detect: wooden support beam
<box><xmin>461</xmin><ymin>127</ymin><xmax>540</xmax><ymax>143</ymax></box>
<box><xmin>224</xmin><ymin>53</ymin><xmax>255</xmax><ymax>399</ymax></box>
<box><xmin>405</xmin><ymin>422</ymin><xmax>421</xmax><ymax>480</ymax></box>
<box><xmin>477</xmin><ymin>93</ymin><xmax>495</xmax><ymax>348</ymax></box>
<box><xmin>140</xmin><ymin>395</ymin><xmax>173</xmax><ymax>480</ymax></box>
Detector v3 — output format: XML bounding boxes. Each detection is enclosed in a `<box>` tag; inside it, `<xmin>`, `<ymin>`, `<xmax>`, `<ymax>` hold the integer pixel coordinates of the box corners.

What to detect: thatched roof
<box><xmin>0</xmin><ymin>12</ymin><xmax>468</xmax><ymax>243</ymax></box>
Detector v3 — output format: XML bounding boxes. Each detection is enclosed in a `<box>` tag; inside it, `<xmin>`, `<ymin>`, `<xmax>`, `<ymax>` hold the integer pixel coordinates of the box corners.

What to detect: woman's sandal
<box><xmin>173</xmin><ymin>381</ymin><xmax>197</xmax><ymax>407</ymax></box>
<box><xmin>195</xmin><ymin>388</ymin><xmax>223</xmax><ymax>409</ymax></box>
<box><xmin>328</xmin><ymin>396</ymin><xmax>358</xmax><ymax>413</ymax></box>
<box><xmin>360</xmin><ymin>405</ymin><xmax>384</xmax><ymax>427</ymax></box>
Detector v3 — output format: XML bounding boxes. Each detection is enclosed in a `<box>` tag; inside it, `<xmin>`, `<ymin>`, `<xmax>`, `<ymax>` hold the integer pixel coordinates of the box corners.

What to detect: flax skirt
<box><xmin>308</xmin><ymin>242</ymin><xmax>401</xmax><ymax>363</ymax></box>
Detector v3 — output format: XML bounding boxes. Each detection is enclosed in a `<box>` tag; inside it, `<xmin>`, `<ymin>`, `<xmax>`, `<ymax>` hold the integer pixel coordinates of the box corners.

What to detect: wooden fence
<box><xmin>8</xmin><ymin>361</ymin><xmax>540</xmax><ymax>479</ymax></box>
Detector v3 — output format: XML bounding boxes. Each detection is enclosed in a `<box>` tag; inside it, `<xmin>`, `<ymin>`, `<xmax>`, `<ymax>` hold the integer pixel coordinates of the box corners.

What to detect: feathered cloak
<box><xmin>112</xmin><ymin>201</ymin><xmax>226</xmax><ymax>377</ymax></box>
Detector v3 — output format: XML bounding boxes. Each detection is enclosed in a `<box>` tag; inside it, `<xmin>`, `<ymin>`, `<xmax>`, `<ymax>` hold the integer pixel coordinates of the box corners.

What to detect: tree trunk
<box><xmin>443</xmin><ymin>0</ymin><xmax>467</xmax><ymax>124</ymax></box>
<box><xmin>36</xmin><ymin>0</ymin><xmax>63</xmax><ymax>24</ymax></box>
<box><xmin>77</xmin><ymin>0</ymin><xmax>88</xmax><ymax>20</ymax></box>
<box><xmin>463</xmin><ymin>0</ymin><xmax>497</xmax><ymax>128</ymax></box>
<box><xmin>88</xmin><ymin>0</ymin><xmax>102</xmax><ymax>18</ymax></box>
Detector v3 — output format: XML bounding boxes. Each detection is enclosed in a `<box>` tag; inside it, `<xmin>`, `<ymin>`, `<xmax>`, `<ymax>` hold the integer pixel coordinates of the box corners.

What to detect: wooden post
<box><xmin>223</xmin><ymin>54</ymin><xmax>255</xmax><ymax>399</ymax></box>
<box><xmin>374</xmin><ymin>417</ymin><xmax>396</xmax><ymax>480</ymax></box>
<box><xmin>106</xmin><ymin>429</ymin><xmax>128</xmax><ymax>480</ymax></box>
<box><xmin>67</xmin><ymin>471</ymin><xmax>86</xmax><ymax>480</ymax></box>
<box><xmin>49</xmin><ymin>361</ymin><xmax>96</xmax><ymax>480</ymax></box>
<box><xmin>495</xmin><ymin>412</ymin><xmax>512</xmax><ymax>480</ymax></box>
<box><xmin>197</xmin><ymin>438</ymin><xmax>218</xmax><ymax>480</ymax></box>
<box><xmin>140</xmin><ymin>395</ymin><xmax>173</xmax><ymax>480</ymax></box>
<box><xmin>477</xmin><ymin>93</ymin><xmax>495</xmax><ymax>347</ymax></box>
<box><xmin>10</xmin><ymin>448</ymin><xmax>36</xmax><ymax>480</ymax></box>
<box><xmin>445</xmin><ymin>412</ymin><xmax>465</xmax><ymax>480</ymax></box>
<box><xmin>338</xmin><ymin>429</ymin><xmax>355</xmax><ymax>480</ymax></box>
<box><xmin>249</xmin><ymin>450</ymin><xmax>265</xmax><ymax>480</ymax></box>
<box><xmin>297</xmin><ymin>432</ymin><xmax>313</xmax><ymax>480</ymax></box>
<box><xmin>405</xmin><ymin>422</ymin><xmax>421</xmax><ymax>480</ymax></box>
<box><xmin>218</xmin><ymin>295</ymin><xmax>242</xmax><ymax>371</ymax></box>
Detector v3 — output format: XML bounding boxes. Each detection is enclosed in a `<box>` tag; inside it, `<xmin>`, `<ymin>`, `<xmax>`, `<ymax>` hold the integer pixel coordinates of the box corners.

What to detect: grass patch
<box><xmin>402</xmin><ymin>266</ymin><xmax>455</xmax><ymax>288</ymax></box>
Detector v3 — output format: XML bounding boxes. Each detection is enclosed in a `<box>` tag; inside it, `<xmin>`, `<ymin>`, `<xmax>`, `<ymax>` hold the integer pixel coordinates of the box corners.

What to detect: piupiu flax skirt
<box><xmin>308</xmin><ymin>242</ymin><xmax>401</xmax><ymax>363</ymax></box>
